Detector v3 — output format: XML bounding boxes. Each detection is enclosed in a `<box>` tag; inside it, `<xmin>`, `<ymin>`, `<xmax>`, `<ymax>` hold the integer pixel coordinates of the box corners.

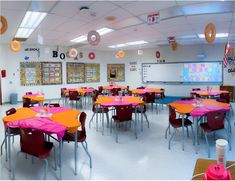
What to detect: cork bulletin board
<box><xmin>20</xmin><ymin>62</ymin><xmax>41</xmax><ymax>86</ymax></box>
<box><xmin>85</xmin><ymin>63</ymin><xmax>100</xmax><ymax>82</ymax></box>
<box><xmin>41</xmin><ymin>62</ymin><xmax>62</xmax><ymax>85</ymax></box>
<box><xmin>107</xmin><ymin>64</ymin><xmax>125</xmax><ymax>82</ymax></box>
<box><xmin>66</xmin><ymin>62</ymin><xmax>85</xmax><ymax>84</ymax></box>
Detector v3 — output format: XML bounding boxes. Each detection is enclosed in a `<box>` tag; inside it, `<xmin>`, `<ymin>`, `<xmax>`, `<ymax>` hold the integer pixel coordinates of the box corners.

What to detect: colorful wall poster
<box><xmin>107</xmin><ymin>64</ymin><xmax>125</xmax><ymax>82</ymax></box>
<box><xmin>41</xmin><ymin>62</ymin><xmax>62</xmax><ymax>85</ymax></box>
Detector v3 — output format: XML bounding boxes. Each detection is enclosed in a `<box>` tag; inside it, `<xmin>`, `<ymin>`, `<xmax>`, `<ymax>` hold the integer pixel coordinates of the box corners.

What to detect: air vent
<box><xmin>13</xmin><ymin>37</ymin><xmax>27</xmax><ymax>42</ymax></box>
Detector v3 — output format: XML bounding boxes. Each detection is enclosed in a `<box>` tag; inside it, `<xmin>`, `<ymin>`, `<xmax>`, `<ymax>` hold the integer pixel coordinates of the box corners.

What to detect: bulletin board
<box><xmin>41</xmin><ymin>62</ymin><xmax>62</xmax><ymax>85</ymax></box>
<box><xmin>66</xmin><ymin>62</ymin><xmax>85</xmax><ymax>84</ymax></box>
<box><xmin>107</xmin><ymin>64</ymin><xmax>125</xmax><ymax>82</ymax></box>
<box><xmin>85</xmin><ymin>63</ymin><xmax>100</xmax><ymax>82</ymax></box>
<box><xmin>20</xmin><ymin>62</ymin><xmax>41</xmax><ymax>86</ymax></box>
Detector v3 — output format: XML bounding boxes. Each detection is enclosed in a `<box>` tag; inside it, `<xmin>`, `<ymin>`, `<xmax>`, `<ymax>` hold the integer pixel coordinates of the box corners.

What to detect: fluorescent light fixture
<box><xmin>108</xmin><ymin>44</ymin><xmax>127</xmax><ymax>48</ymax></box>
<box><xmin>97</xmin><ymin>27</ymin><xmax>114</xmax><ymax>36</ymax></box>
<box><xmin>21</xmin><ymin>11</ymin><xmax>47</xmax><ymax>29</ymax></box>
<box><xmin>198</xmin><ymin>33</ymin><xmax>228</xmax><ymax>38</ymax></box>
<box><xmin>15</xmin><ymin>11</ymin><xmax>47</xmax><ymax>38</ymax></box>
<box><xmin>109</xmin><ymin>40</ymin><xmax>148</xmax><ymax>48</ymax></box>
<box><xmin>70</xmin><ymin>35</ymin><xmax>87</xmax><ymax>43</ymax></box>
<box><xmin>15</xmin><ymin>28</ymin><xmax>34</xmax><ymax>38</ymax></box>
<box><xmin>126</xmin><ymin>40</ymin><xmax>148</xmax><ymax>46</ymax></box>
<box><xmin>177</xmin><ymin>35</ymin><xmax>198</xmax><ymax>39</ymax></box>
<box><xmin>70</xmin><ymin>27</ymin><xmax>114</xmax><ymax>43</ymax></box>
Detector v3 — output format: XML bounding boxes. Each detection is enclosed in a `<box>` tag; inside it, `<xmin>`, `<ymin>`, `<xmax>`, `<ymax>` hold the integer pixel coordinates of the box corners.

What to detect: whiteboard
<box><xmin>142</xmin><ymin>63</ymin><xmax>183</xmax><ymax>83</ymax></box>
<box><xmin>142</xmin><ymin>62</ymin><xmax>223</xmax><ymax>84</ymax></box>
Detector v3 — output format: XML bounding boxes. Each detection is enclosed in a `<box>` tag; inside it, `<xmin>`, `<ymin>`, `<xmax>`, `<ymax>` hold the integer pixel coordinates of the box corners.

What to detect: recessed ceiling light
<box><xmin>15</xmin><ymin>11</ymin><xmax>47</xmax><ymax>38</ymax></box>
<box><xmin>109</xmin><ymin>40</ymin><xmax>148</xmax><ymax>48</ymax></box>
<box><xmin>198</xmin><ymin>33</ymin><xmax>228</xmax><ymax>38</ymax></box>
<box><xmin>70</xmin><ymin>35</ymin><xmax>87</xmax><ymax>43</ymax></box>
<box><xmin>126</xmin><ymin>40</ymin><xmax>148</xmax><ymax>45</ymax></box>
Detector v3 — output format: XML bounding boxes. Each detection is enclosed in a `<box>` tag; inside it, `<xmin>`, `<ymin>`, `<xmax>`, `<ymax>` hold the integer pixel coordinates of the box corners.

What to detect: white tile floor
<box><xmin>0</xmin><ymin>100</ymin><xmax>234</xmax><ymax>180</ymax></box>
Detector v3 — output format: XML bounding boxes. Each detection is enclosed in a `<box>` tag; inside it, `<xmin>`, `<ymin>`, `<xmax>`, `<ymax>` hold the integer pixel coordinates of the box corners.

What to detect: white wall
<box><xmin>0</xmin><ymin>43</ymin><xmax>234</xmax><ymax>103</ymax></box>
<box><xmin>123</xmin><ymin>44</ymin><xmax>235</xmax><ymax>97</ymax></box>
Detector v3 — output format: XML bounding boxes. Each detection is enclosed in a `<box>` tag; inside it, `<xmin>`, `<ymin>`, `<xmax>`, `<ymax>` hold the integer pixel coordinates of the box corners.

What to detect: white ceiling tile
<box><xmin>51</xmin><ymin>1</ymin><xmax>94</xmax><ymax>18</ymax></box>
<box><xmin>28</xmin><ymin>1</ymin><xmax>58</xmax><ymax>12</ymax></box>
<box><xmin>123</xmin><ymin>1</ymin><xmax>177</xmax><ymax>16</ymax></box>
<box><xmin>0</xmin><ymin>1</ymin><xmax>30</xmax><ymax>11</ymax></box>
<box><xmin>38</xmin><ymin>14</ymin><xmax>70</xmax><ymax>31</ymax></box>
<box><xmin>109</xmin><ymin>17</ymin><xmax>143</xmax><ymax>30</ymax></box>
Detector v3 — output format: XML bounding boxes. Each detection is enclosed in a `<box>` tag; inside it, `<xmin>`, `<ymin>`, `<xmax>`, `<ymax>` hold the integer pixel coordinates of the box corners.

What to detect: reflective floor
<box><xmin>0</xmin><ymin>100</ymin><xmax>234</xmax><ymax>180</ymax></box>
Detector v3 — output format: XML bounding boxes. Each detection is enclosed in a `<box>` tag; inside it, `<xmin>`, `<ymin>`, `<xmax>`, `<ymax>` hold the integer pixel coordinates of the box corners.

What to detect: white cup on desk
<box><xmin>216</xmin><ymin>139</ymin><xmax>228</xmax><ymax>167</ymax></box>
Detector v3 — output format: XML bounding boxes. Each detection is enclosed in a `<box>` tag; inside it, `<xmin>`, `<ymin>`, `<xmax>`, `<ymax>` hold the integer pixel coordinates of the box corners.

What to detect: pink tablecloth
<box><xmin>173</xmin><ymin>99</ymin><xmax>230</xmax><ymax>117</ymax></box>
<box><xmin>190</xmin><ymin>106</ymin><xmax>230</xmax><ymax>117</ymax></box>
<box><xmin>30</xmin><ymin>106</ymin><xmax>70</xmax><ymax>114</ymax></box>
<box><xmin>6</xmin><ymin>117</ymin><xmax>66</xmax><ymax>140</ymax></box>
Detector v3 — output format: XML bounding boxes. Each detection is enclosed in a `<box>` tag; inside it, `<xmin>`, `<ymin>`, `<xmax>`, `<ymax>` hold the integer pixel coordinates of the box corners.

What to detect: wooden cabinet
<box><xmin>220</xmin><ymin>85</ymin><xmax>235</xmax><ymax>102</ymax></box>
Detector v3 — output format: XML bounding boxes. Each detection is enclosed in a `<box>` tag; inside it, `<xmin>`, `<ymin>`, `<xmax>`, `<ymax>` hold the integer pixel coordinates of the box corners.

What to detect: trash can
<box><xmin>10</xmin><ymin>93</ymin><xmax>18</xmax><ymax>104</ymax></box>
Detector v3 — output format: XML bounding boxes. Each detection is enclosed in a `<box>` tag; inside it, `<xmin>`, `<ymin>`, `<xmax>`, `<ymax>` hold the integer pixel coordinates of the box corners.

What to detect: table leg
<box><xmin>141</xmin><ymin>106</ymin><xmax>143</xmax><ymax>131</ymax></box>
<box><xmin>8</xmin><ymin>127</ymin><xmax>11</xmax><ymax>171</ymax></box>
<box><xmin>182</xmin><ymin>115</ymin><xmax>185</xmax><ymax>151</ymax></box>
<box><xmin>102</xmin><ymin>107</ymin><xmax>104</xmax><ymax>135</ymax></box>
<box><xmin>59</xmin><ymin>140</ymin><xmax>62</xmax><ymax>179</ymax></box>
<box><xmin>194</xmin><ymin>117</ymin><xmax>198</xmax><ymax>154</ymax></box>
<box><xmin>74</xmin><ymin>132</ymin><xmax>78</xmax><ymax>175</ymax></box>
<box><xmin>134</xmin><ymin>107</ymin><xmax>137</xmax><ymax>139</ymax></box>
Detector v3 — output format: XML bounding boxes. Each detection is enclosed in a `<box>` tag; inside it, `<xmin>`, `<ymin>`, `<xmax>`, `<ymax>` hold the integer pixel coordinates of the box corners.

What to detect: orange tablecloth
<box><xmin>2</xmin><ymin>107</ymin><xmax>80</xmax><ymax>133</ymax></box>
<box><xmin>23</xmin><ymin>94</ymin><xmax>45</xmax><ymax>102</ymax></box>
<box><xmin>64</xmin><ymin>88</ymin><xmax>94</xmax><ymax>96</ymax></box>
<box><xmin>131</xmin><ymin>88</ymin><xmax>163</xmax><ymax>95</ymax></box>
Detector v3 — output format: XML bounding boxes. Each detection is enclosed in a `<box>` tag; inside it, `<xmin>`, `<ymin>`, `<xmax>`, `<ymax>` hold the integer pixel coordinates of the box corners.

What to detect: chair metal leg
<box><xmin>186</xmin><ymin>127</ymin><xmax>189</xmax><ymax>138</ymax></box>
<box><xmin>116</xmin><ymin>123</ymin><xmax>119</xmax><ymax>143</ymax></box>
<box><xmin>168</xmin><ymin>129</ymin><xmax>176</xmax><ymax>150</ymax></box>
<box><xmin>165</xmin><ymin>124</ymin><xmax>170</xmax><ymax>139</ymax></box>
<box><xmin>225</xmin><ymin>128</ymin><xmax>232</xmax><ymax>151</ymax></box>
<box><xmin>143</xmin><ymin>113</ymin><xmax>150</xmax><ymax>128</ymax></box>
<box><xmin>96</xmin><ymin>112</ymin><xmax>98</xmax><ymax>132</ymax></box>
<box><xmin>106</xmin><ymin>112</ymin><xmax>109</xmax><ymax>128</ymax></box>
<box><xmin>43</xmin><ymin>159</ymin><xmax>48</xmax><ymax>180</ymax></box>
<box><xmin>204</xmin><ymin>133</ymin><xmax>210</xmax><ymax>158</ymax></box>
<box><xmin>110</xmin><ymin>118</ymin><xmax>113</xmax><ymax>133</ymax></box>
<box><xmin>0</xmin><ymin>137</ymin><xmax>6</xmax><ymax>156</ymax></box>
<box><xmin>12</xmin><ymin>151</ymin><xmax>21</xmax><ymax>180</ymax></box>
<box><xmin>74</xmin><ymin>132</ymin><xmax>78</xmax><ymax>175</ymax></box>
<box><xmin>53</xmin><ymin>146</ymin><xmax>57</xmax><ymax>170</ymax></box>
<box><xmin>81</xmin><ymin>141</ymin><xmax>92</xmax><ymax>168</ymax></box>
<box><xmin>191</xmin><ymin>125</ymin><xmax>195</xmax><ymax>145</ymax></box>
<box><xmin>89</xmin><ymin>113</ymin><xmax>95</xmax><ymax>128</ymax></box>
<box><xmin>31</xmin><ymin>156</ymin><xmax>34</xmax><ymax>164</ymax></box>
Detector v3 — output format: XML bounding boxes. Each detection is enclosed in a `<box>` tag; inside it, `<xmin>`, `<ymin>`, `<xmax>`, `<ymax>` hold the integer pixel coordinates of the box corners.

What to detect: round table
<box><xmin>191</xmin><ymin>89</ymin><xmax>228</xmax><ymax>98</ymax></box>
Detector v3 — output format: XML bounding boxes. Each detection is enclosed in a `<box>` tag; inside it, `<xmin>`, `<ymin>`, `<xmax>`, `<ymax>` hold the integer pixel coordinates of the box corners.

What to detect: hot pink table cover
<box><xmin>173</xmin><ymin>99</ymin><xmax>230</xmax><ymax>117</ymax></box>
<box><xmin>6</xmin><ymin>117</ymin><xmax>66</xmax><ymax>140</ymax></box>
<box><xmin>30</xmin><ymin>106</ymin><xmax>70</xmax><ymax>114</ymax></box>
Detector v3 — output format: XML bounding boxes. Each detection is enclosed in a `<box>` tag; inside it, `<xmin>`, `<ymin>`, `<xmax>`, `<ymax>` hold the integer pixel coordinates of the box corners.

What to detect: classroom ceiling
<box><xmin>0</xmin><ymin>0</ymin><xmax>235</xmax><ymax>50</ymax></box>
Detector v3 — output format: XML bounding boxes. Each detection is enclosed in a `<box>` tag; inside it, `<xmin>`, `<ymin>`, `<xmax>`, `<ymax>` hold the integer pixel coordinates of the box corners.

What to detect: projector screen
<box><xmin>183</xmin><ymin>62</ymin><xmax>223</xmax><ymax>83</ymax></box>
<box><xmin>142</xmin><ymin>61</ymin><xmax>223</xmax><ymax>84</ymax></box>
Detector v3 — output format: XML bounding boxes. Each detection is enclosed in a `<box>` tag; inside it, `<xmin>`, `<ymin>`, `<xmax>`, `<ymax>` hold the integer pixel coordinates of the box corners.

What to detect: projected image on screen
<box><xmin>183</xmin><ymin>62</ymin><xmax>222</xmax><ymax>83</ymax></box>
